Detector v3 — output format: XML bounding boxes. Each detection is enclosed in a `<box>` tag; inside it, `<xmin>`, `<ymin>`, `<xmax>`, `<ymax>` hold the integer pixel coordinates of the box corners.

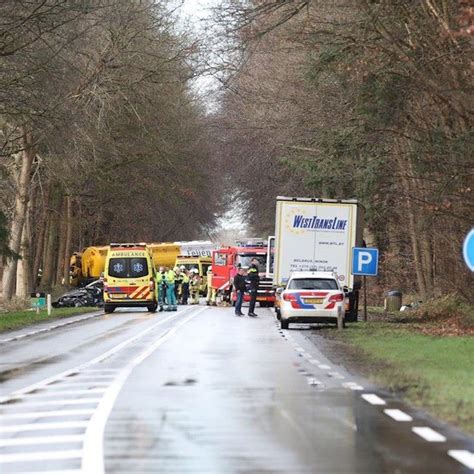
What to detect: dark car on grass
<box><xmin>52</xmin><ymin>280</ymin><xmax>104</xmax><ymax>308</ymax></box>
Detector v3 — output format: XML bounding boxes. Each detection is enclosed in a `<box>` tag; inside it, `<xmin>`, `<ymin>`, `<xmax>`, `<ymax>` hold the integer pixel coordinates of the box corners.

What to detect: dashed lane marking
<box><xmin>306</xmin><ymin>377</ymin><xmax>322</xmax><ymax>386</ymax></box>
<box><xmin>308</xmin><ymin>359</ymin><xmax>320</xmax><ymax>364</ymax></box>
<box><xmin>318</xmin><ymin>364</ymin><xmax>331</xmax><ymax>370</ymax></box>
<box><xmin>1</xmin><ymin>398</ymin><xmax>101</xmax><ymax>408</ymax></box>
<box><xmin>342</xmin><ymin>382</ymin><xmax>364</xmax><ymax>390</ymax></box>
<box><xmin>1</xmin><ymin>408</ymin><xmax>95</xmax><ymax>420</ymax></box>
<box><xmin>384</xmin><ymin>409</ymin><xmax>413</xmax><ymax>422</ymax></box>
<box><xmin>0</xmin><ymin>421</ymin><xmax>89</xmax><ymax>434</ymax></box>
<box><xmin>361</xmin><ymin>394</ymin><xmax>386</xmax><ymax>405</ymax></box>
<box><xmin>0</xmin><ymin>435</ymin><xmax>83</xmax><ymax>447</ymax></box>
<box><xmin>448</xmin><ymin>450</ymin><xmax>474</xmax><ymax>469</ymax></box>
<box><xmin>412</xmin><ymin>427</ymin><xmax>446</xmax><ymax>442</ymax></box>
<box><xmin>0</xmin><ymin>450</ymin><xmax>83</xmax><ymax>464</ymax></box>
<box><xmin>327</xmin><ymin>372</ymin><xmax>344</xmax><ymax>379</ymax></box>
<box><xmin>17</xmin><ymin>389</ymin><xmax>106</xmax><ymax>398</ymax></box>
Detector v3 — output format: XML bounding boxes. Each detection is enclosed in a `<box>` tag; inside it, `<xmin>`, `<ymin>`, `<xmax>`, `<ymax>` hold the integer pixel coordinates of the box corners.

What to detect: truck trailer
<box><xmin>273</xmin><ymin>197</ymin><xmax>364</xmax><ymax>321</ymax></box>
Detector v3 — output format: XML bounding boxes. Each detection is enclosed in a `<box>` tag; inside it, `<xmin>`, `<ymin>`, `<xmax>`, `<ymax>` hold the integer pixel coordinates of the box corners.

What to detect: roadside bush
<box><xmin>411</xmin><ymin>294</ymin><xmax>474</xmax><ymax>335</ymax></box>
<box><xmin>0</xmin><ymin>296</ymin><xmax>31</xmax><ymax>313</ymax></box>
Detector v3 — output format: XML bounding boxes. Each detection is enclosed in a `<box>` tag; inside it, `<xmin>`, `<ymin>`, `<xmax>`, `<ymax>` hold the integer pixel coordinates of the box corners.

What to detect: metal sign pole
<box><xmin>364</xmin><ymin>275</ymin><xmax>367</xmax><ymax>322</ymax></box>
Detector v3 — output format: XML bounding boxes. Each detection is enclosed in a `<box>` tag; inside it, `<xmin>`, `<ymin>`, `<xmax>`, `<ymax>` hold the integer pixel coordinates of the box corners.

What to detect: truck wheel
<box><xmin>281</xmin><ymin>319</ymin><xmax>289</xmax><ymax>329</ymax></box>
<box><xmin>276</xmin><ymin>309</ymin><xmax>281</xmax><ymax>320</ymax></box>
<box><xmin>104</xmin><ymin>304</ymin><xmax>115</xmax><ymax>313</ymax></box>
<box><xmin>147</xmin><ymin>303</ymin><xmax>158</xmax><ymax>313</ymax></box>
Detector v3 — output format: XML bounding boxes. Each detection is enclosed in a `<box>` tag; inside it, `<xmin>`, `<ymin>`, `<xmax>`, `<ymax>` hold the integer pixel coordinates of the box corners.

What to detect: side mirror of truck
<box><xmin>343</xmin><ymin>286</ymin><xmax>349</xmax><ymax>293</ymax></box>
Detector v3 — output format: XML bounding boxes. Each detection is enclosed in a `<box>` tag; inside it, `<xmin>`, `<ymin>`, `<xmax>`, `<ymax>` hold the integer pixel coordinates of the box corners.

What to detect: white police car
<box><xmin>279</xmin><ymin>272</ymin><xmax>345</xmax><ymax>329</ymax></box>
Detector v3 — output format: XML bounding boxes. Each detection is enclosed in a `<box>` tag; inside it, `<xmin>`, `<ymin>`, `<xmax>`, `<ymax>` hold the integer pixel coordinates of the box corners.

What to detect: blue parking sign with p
<box><xmin>352</xmin><ymin>248</ymin><xmax>379</xmax><ymax>276</ymax></box>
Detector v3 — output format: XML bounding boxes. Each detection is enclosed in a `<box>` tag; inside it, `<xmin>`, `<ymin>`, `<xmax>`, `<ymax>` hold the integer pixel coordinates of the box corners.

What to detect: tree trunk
<box><xmin>31</xmin><ymin>186</ymin><xmax>49</xmax><ymax>291</ymax></box>
<box><xmin>16</xmin><ymin>202</ymin><xmax>33</xmax><ymax>297</ymax></box>
<box><xmin>63</xmin><ymin>195</ymin><xmax>73</xmax><ymax>286</ymax></box>
<box><xmin>2</xmin><ymin>131</ymin><xmax>35</xmax><ymax>300</ymax></box>
<box><xmin>40</xmin><ymin>190</ymin><xmax>61</xmax><ymax>290</ymax></box>
<box><xmin>55</xmin><ymin>196</ymin><xmax>67</xmax><ymax>286</ymax></box>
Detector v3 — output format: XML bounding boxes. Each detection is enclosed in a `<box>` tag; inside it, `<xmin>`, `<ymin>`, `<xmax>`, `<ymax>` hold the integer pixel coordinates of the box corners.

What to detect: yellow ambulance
<box><xmin>103</xmin><ymin>243</ymin><xmax>157</xmax><ymax>313</ymax></box>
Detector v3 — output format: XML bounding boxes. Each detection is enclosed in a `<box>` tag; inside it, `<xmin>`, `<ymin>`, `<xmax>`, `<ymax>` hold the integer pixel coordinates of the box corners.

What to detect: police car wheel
<box><xmin>280</xmin><ymin>319</ymin><xmax>289</xmax><ymax>330</ymax></box>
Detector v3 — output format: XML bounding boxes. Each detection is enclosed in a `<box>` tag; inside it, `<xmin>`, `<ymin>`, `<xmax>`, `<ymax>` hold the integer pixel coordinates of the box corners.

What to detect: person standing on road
<box><xmin>156</xmin><ymin>266</ymin><xmax>167</xmax><ymax>311</ymax></box>
<box><xmin>189</xmin><ymin>269</ymin><xmax>200</xmax><ymax>305</ymax></box>
<box><xmin>174</xmin><ymin>267</ymin><xmax>183</xmax><ymax>303</ymax></box>
<box><xmin>246</xmin><ymin>261</ymin><xmax>260</xmax><ymax>317</ymax></box>
<box><xmin>181</xmin><ymin>269</ymin><xmax>190</xmax><ymax>305</ymax></box>
<box><xmin>206</xmin><ymin>267</ymin><xmax>217</xmax><ymax>306</ymax></box>
<box><xmin>165</xmin><ymin>267</ymin><xmax>177</xmax><ymax>311</ymax></box>
<box><xmin>233</xmin><ymin>267</ymin><xmax>246</xmax><ymax>316</ymax></box>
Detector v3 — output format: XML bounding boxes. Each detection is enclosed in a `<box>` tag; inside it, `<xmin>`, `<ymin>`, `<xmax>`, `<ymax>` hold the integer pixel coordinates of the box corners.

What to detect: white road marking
<box><xmin>47</xmin><ymin>381</ymin><xmax>110</xmax><ymax>387</ymax></box>
<box><xmin>0</xmin><ymin>312</ymin><xmax>103</xmax><ymax>344</ymax></box>
<box><xmin>412</xmin><ymin>427</ymin><xmax>446</xmax><ymax>442</ymax></box>
<box><xmin>0</xmin><ymin>435</ymin><xmax>83</xmax><ymax>447</ymax></box>
<box><xmin>306</xmin><ymin>377</ymin><xmax>322</xmax><ymax>386</ymax></box>
<box><xmin>318</xmin><ymin>364</ymin><xmax>331</xmax><ymax>370</ymax></box>
<box><xmin>295</xmin><ymin>347</ymin><xmax>306</xmax><ymax>353</ymax></box>
<box><xmin>82</xmin><ymin>306</ymin><xmax>207</xmax><ymax>474</ymax></box>
<box><xmin>308</xmin><ymin>359</ymin><xmax>320</xmax><ymax>364</ymax></box>
<box><xmin>361</xmin><ymin>394</ymin><xmax>386</xmax><ymax>405</ymax></box>
<box><xmin>0</xmin><ymin>310</ymin><xmax>185</xmax><ymax>404</ymax></box>
<box><xmin>0</xmin><ymin>421</ymin><xmax>89</xmax><ymax>433</ymax></box>
<box><xmin>1</xmin><ymin>408</ymin><xmax>95</xmax><ymax>420</ymax></box>
<box><xmin>15</xmin><ymin>389</ymin><xmax>106</xmax><ymax>398</ymax></box>
<box><xmin>82</xmin><ymin>369</ymin><xmax>119</xmax><ymax>373</ymax></box>
<box><xmin>0</xmin><ymin>449</ymin><xmax>82</xmax><ymax>463</ymax></box>
<box><xmin>342</xmin><ymin>382</ymin><xmax>364</xmax><ymax>390</ymax></box>
<box><xmin>1</xmin><ymin>398</ymin><xmax>101</xmax><ymax>408</ymax></box>
<box><xmin>448</xmin><ymin>450</ymin><xmax>474</xmax><ymax>469</ymax></box>
<box><xmin>384</xmin><ymin>409</ymin><xmax>413</xmax><ymax>422</ymax></box>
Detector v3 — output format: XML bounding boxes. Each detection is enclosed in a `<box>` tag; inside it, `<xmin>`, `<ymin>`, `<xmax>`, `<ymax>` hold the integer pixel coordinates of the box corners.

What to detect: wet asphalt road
<box><xmin>0</xmin><ymin>304</ymin><xmax>473</xmax><ymax>473</ymax></box>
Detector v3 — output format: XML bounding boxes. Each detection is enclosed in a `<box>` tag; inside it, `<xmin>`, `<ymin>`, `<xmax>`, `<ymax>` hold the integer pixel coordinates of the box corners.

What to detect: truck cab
<box><xmin>212</xmin><ymin>240</ymin><xmax>275</xmax><ymax>307</ymax></box>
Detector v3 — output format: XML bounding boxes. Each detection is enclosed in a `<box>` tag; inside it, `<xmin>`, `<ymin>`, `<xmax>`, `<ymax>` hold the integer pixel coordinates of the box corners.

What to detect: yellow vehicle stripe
<box><xmin>130</xmin><ymin>286</ymin><xmax>145</xmax><ymax>299</ymax></box>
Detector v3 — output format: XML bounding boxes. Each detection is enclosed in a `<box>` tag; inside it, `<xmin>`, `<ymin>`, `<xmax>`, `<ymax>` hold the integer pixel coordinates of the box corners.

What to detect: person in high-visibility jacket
<box><xmin>165</xmin><ymin>267</ymin><xmax>177</xmax><ymax>311</ymax></box>
<box><xmin>189</xmin><ymin>269</ymin><xmax>200</xmax><ymax>304</ymax></box>
<box><xmin>206</xmin><ymin>267</ymin><xmax>217</xmax><ymax>306</ymax></box>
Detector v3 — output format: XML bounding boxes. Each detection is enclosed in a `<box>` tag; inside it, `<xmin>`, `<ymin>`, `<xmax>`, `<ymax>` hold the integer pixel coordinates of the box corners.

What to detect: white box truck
<box><xmin>273</xmin><ymin>197</ymin><xmax>365</xmax><ymax>321</ymax></box>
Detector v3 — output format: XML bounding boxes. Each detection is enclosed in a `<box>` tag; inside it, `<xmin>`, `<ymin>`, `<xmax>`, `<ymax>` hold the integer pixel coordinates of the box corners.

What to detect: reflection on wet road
<box><xmin>0</xmin><ymin>305</ymin><xmax>473</xmax><ymax>473</ymax></box>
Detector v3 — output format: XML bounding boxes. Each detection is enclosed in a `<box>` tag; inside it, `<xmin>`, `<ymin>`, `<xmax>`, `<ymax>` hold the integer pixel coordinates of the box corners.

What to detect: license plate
<box><xmin>305</xmin><ymin>298</ymin><xmax>323</xmax><ymax>304</ymax></box>
<box><xmin>111</xmin><ymin>293</ymin><xmax>127</xmax><ymax>299</ymax></box>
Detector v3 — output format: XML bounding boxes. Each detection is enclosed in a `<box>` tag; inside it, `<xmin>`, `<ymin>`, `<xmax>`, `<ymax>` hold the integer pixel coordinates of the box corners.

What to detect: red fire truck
<box><xmin>211</xmin><ymin>239</ymin><xmax>275</xmax><ymax>307</ymax></box>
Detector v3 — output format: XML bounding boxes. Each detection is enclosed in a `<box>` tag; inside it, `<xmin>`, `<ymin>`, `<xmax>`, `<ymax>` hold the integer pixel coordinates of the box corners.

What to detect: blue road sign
<box><xmin>463</xmin><ymin>228</ymin><xmax>474</xmax><ymax>272</ymax></box>
<box><xmin>352</xmin><ymin>247</ymin><xmax>379</xmax><ymax>276</ymax></box>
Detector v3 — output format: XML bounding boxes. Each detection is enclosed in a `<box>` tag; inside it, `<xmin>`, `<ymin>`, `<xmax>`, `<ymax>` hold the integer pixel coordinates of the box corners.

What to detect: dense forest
<box><xmin>0</xmin><ymin>0</ymin><xmax>472</xmax><ymax>303</ymax></box>
<box><xmin>209</xmin><ymin>0</ymin><xmax>473</xmax><ymax>301</ymax></box>
<box><xmin>0</xmin><ymin>1</ymin><xmax>220</xmax><ymax>299</ymax></box>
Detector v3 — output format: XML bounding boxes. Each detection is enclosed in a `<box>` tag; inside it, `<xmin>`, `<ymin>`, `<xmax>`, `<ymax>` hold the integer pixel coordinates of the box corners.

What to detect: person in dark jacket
<box><xmin>246</xmin><ymin>262</ymin><xmax>260</xmax><ymax>317</ymax></box>
<box><xmin>233</xmin><ymin>267</ymin><xmax>246</xmax><ymax>316</ymax></box>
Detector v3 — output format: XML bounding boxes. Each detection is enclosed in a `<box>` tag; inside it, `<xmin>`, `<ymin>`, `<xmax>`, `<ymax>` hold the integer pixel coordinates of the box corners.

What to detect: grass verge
<box><xmin>0</xmin><ymin>307</ymin><xmax>100</xmax><ymax>332</ymax></box>
<box><xmin>326</xmin><ymin>321</ymin><xmax>474</xmax><ymax>434</ymax></box>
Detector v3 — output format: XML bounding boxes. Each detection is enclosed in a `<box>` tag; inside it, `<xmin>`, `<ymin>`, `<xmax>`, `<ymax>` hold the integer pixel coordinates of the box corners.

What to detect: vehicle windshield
<box><xmin>237</xmin><ymin>254</ymin><xmax>267</xmax><ymax>271</ymax></box>
<box><xmin>108</xmin><ymin>258</ymin><xmax>148</xmax><ymax>278</ymax></box>
<box><xmin>288</xmin><ymin>278</ymin><xmax>338</xmax><ymax>290</ymax></box>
